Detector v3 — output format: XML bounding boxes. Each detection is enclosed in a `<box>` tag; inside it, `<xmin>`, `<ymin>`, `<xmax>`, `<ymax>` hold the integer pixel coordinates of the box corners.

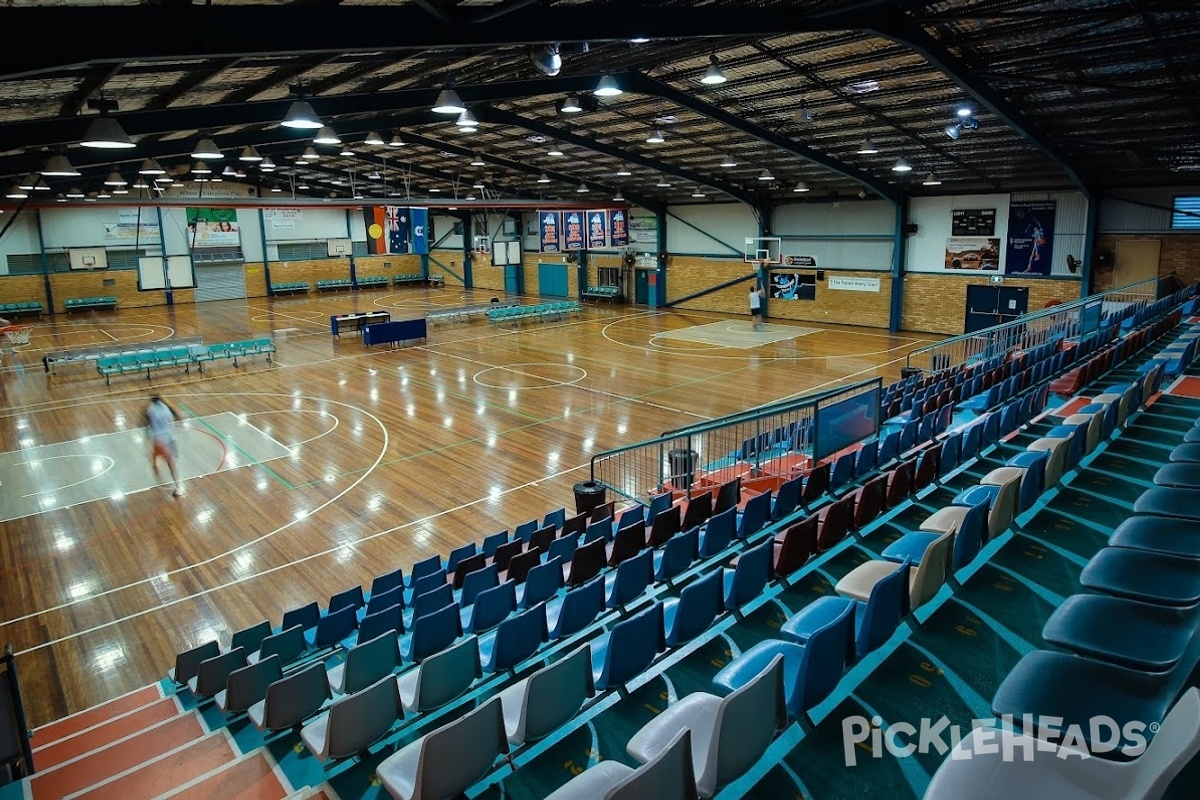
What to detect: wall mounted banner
<box><xmin>951</xmin><ymin>208</ymin><xmax>997</xmax><ymax>236</ymax></box>
<box><xmin>944</xmin><ymin>237</ymin><xmax>1001</xmax><ymax>271</ymax></box>
<box><xmin>264</xmin><ymin>208</ymin><xmax>299</xmax><ymax>230</ymax></box>
<box><xmin>539</xmin><ymin>210</ymin><xmax>562</xmax><ymax>252</ymax></box>
<box><xmin>828</xmin><ymin>276</ymin><xmax>881</xmax><ymax>292</ymax></box>
<box><xmin>609</xmin><ymin>209</ymin><xmax>629</xmax><ymax>247</ymax></box>
<box><xmin>410</xmin><ymin>207</ymin><xmax>429</xmax><ymax>254</ymax></box>
<box><xmin>1005</xmin><ymin>200</ymin><xmax>1056</xmax><ymax>275</ymax></box>
<box><xmin>587</xmin><ymin>210</ymin><xmax>608</xmax><ymax>249</ymax></box>
<box><xmin>783</xmin><ymin>255</ymin><xmax>817</xmax><ymax>267</ymax></box>
<box><xmin>563</xmin><ymin>211</ymin><xmax>585</xmax><ymax>250</ymax></box>
<box><xmin>186</xmin><ymin>208</ymin><xmax>240</xmax><ymax>248</ymax></box>
<box><xmin>104</xmin><ymin>208</ymin><xmax>159</xmax><ymax>242</ymax></box>
<box><xmin>629</xmin><ymin>215</ymin><xmax>657</xmax><ymax>246</ymax></box>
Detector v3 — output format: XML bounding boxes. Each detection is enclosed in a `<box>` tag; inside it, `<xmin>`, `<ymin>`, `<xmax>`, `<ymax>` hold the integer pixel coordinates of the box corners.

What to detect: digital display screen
<box><xmin>814</xmin><ymin>388</ymin><xmax>880</xmax><ymax>461</ymax></box>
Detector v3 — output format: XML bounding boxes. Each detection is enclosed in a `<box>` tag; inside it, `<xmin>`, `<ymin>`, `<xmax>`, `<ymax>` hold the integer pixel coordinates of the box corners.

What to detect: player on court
<box><xmin>146</xmin><ymin>395</ymin><xmax>184</xmax><ymax>497</ymax></box>
<box><xmin>749</xmin><ymin>274</ymin><xmax>765</xmax><ymax>331</ymax></box>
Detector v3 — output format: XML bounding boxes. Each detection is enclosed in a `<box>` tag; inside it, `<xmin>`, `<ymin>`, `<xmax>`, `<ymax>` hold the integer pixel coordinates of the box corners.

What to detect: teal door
<box><xmin>634</xmin><ymin>269</ymin><xmax>650</xmax><ymax>304</ymax></box>
<box><xmin>504</xmin><ymin>265</ymin><xmax>521</xmax><ymax>294</ymax></box>
<box><xmin>538</xmin><ymin>262</ymin><xmax>569</xmax><ymax>297</ymax></box>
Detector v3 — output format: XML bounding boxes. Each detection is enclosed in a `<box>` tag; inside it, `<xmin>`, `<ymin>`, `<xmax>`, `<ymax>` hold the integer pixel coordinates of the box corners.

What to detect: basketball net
<box><xmin>1</xmin><ymin>325</ymin><xmax>33</xmax><ymax>346</ymax></box>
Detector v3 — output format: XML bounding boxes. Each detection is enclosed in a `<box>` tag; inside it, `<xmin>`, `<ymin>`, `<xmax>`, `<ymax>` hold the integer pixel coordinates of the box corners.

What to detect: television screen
<box><xmin>814</xmin><ymin>388</ymin><xmax>880</xmax><ymax>461</ymax></box>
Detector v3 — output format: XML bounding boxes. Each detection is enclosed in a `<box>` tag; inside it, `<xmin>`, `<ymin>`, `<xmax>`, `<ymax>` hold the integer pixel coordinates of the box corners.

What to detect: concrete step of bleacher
<box><xmin>154</xmin><ymin>750</ymin><xmax>295</xmax><ymax>800</ymax></box>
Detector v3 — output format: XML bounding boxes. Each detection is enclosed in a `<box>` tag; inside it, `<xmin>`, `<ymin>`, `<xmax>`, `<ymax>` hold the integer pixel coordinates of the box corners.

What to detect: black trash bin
<box><xmin>901</xmin><ymin>366</ymin><xmax>924</xmax><ymax>380</ymax></box>
<box><xmin>669</xmin><ymin>448</ymin><xmax>698</xmax><ymax>490</ymax></box>
<box><xmin>573</xmin><ymin>481</ymin><xmax>607</xmax><ymax>516</ymax></box>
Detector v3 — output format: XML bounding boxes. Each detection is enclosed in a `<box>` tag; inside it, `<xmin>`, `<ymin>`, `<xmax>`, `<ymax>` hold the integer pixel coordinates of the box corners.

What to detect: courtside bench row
<box><xmin>0</xmin><ymin>301</ymin><xmax>43</xmax><ymax>316</ymax></box>
<box><xmin>487</xmin><ymin>301</ymin><xmax>581</xmax><ymax>325</ymax></box>
<box><xmin>272</xmin><ymin>275</ymin><xmax>428</xmax><ymax>295</ymax></box>
<box><xmin>96</xmin><ymin>338</ymin><xmax>275</xmax><ymax>384</ymax></box>
<box><xmin>64</xmin><ymin>296</ymin><xmax>117</xmax><ymax>311</ymax></box>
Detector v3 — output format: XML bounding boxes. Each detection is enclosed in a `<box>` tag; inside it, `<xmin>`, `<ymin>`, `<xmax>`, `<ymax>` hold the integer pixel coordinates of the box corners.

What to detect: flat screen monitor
<box><xmin>814</xmin><ymin>388</ymin><xmax>880</xmax><ymax>462</ymax></box>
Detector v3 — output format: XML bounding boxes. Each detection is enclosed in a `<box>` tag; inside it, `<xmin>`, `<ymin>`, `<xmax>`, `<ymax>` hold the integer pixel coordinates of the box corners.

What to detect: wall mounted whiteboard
<box><xmin>138</xmin><ymin>255</ymin><xmax>196</xmax><ymax>290</ymax></box>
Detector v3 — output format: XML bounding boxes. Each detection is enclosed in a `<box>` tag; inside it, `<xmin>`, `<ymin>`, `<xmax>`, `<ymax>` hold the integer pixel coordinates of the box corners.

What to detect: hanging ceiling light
<box><xmin>111</xmin><ymin>183</ymin><xmax>128</xmax><ymax>194</ymax></box>
<box><xmin>156</xmin><ymin>173</ymin><xmax>174</xmax><ymax>183</ymax></box>
<box><xmin>956</xmin><ymin>106</ymin><xmax>973</xmax><ymax>118</ymax></box>
<box><xmin>432</xmin><ymin>87</ymin><xmax>466</xmax><ymax>114</ymax></box>
<box><xmin>190</xmin><ymin>162</ymin><xmax>211</xmax><ymax>175</ymax></box>
<box><xmin>656</xmin><ymin>176</ymin><xmax>673</xmax><ymax>187</ymax></box>
<box><xmin>944</xmin><ymin>123</ymin><xmax>962</xmax><ymax>141</ymax></box>
<box><xmin>17</xmin><ymin>175</ymin><xmax>37</xmax><ymax>190</ymax></box>
<box><xmin>547</xmin><ymin>144</ymin><xmax>564</xmax><ymax>156</ymax></box>
<box><xmin>84</xmin><ymin>191</ymin><xmax>98</xmax><ymax>202</ymax></box>
<box><xmin>529</xmin><ymin>43</ymin><xmax>562</xmax><ymax>77</ymax></box>
<box><xmin>388</xmin><ymin>134</ymin><xmax>405</xmax><ymax>148</ymax></box>
<box><xmin>271</xmin><ymin>186</ymin><xmax>283</xmax><ymax>193</ymax></box>
<box><xmin>594</xmin><ymin>75</ymin><xmax>623</xmax><ymax>97</ymax></box>
<box><xmin>560</xmin><ymin>94</ymin><xmax>583</xmax><ymax>113</ymax></box>
<box><xmin>613</xmin><ymin>191</ymin><xmax>626</xmax><ymax>202</ymax></box>
<box><xmin>81</xmin><ymin>115</ymin><xmax>135</xmax><ymax>149</ymax></box>
<box><xmin>138</xmin><ymin>158</ymin><xmax>166</xmax><ymax>175</ymax></box>
<box><xmin>364</xmin><ymin>131</ymin><xmax>385</xmax><ymax>146</ymax></box>
<box><xmin>222</xmin><ymin>165</ymin><xmax>236</xmax><ymax>176</ymax></box>
<box><xmin>366</xmin><ymin>170</ymin><xmax>382</xmax><ymax>180</ymax></box>
<box><xmin>700</xmin><ymin>55</ymin><xmax>728</xmax><ymax>85</ymax></box>
<box><xmin>616</xmin><ymin>166</ymin><xmax>632</xmax><ymax>177</ymax></box>
<box><xmin>758</xmin><ymin>168</ymin><xmax>775</xmax><ymax>181</ymax></box>
<box><xmin>536</xmin><ymin>173</ymin><xmax>552</xmax><ymax>183</ymax></box>
<box><xmin>646</xmin><ymin>129</ymin><xmax>666</xmax><ymax>144</ymax></box>
<box><xmin>191</xmin><ymin>137</ymin><xmax>223</xmax><ymax>159</ymax></box>
<box><xmin>470</xmin><ymin>154</ymin><xmax>486</xmax><ymax>167</ymax></box>
<box><xmin>922</xmin><ymin>173</ymin><xmax>942</xmax><ymax>186</ymax></box>
<box><xmin>473</xmin><ymin>177</ymin><xmax>486</xmax><ymax>189</ymax></box>
<box><xmin>799</xmin><ymin>101</ymin><xmax>814</xmax><ymax>121</ymax></box>
<box><xmin>892</xmin><ymin>157</ymin><xmax>913</xmax><ymax>173</ymax></box>
<box><xmin>340</xmin><ymin>145</ymin><xmax>355</xmax><ymax>156</ymax></box>
<box><xmin>281</xmin><ymin>98</ymin><xmax>323</xmax><ymax>129</ymax></box>
<box><xmin>131</xmin><ymin>176</ymin><xmax>150</xmax><ymax>189</ymax></box>
<box><xmin>857</xmin><ymin>139</ymin><xmax>879</xmax><ymax>154</ymax></box>
<box><xmin>576</xmin><ymin>183</ymin><xmax>590</xmax><ymax>193</ymax></box>
<box><xmin>456</xmin><ymin>108</ymin><xmax>478</xmax><ymax>127</ymax></box>
<box><xmin>96</xmin><ymin>189</ymin><xmax>112</xmax><ymax>198</ymax></box>
<box><xmin>66</xmin><ymin>187</ymin><xmax>85</xmax><ymax>198</ymax></box>
<box><xmin>313</xmin><ymin>126</ymin><xmax>341</xmax><ymax>145</ymax></box>
<box><xmin>32</xmin><ymin>176</ymin><xmax>51</xmax><ymax>191</ymax></box>
<box><xmin>719</xmin><ymin>155</ymin><xmax>737</xmax><ymax>168</ymax></box>
<box><xmin>239</xmin><ymin>146</ymin><xmax>263</xmax><ymax>162</ymax></box>
<box><xmin>692</xmin><ymin>188</ymin><xmax>706</xmax><ymax>197</ymax></box>
<box><xmin>41</xmin><ymin>154</ymin><xmax>80</xmax><ymax>177</ymax></box>
<box><xmin>104</xmin><ymin>170</ymin><xmax>128</xmax><ymax>185</ymax></box>
<box><xmin>793</xmin><ymin>181</ymin><xmax>810</xmax><ymax>193</ymax></box>
<box><xmin>260</xmin><ymin>157</ymin><xmax>276</xmax><ymax>171</ymax></box>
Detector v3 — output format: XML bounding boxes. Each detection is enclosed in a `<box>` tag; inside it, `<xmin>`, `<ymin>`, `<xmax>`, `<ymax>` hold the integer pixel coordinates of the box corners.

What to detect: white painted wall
<box><xmin>263</xmin><ymin>207</ymin><xmax>350</xmax><ymax>242</ymax></box>
<box><xmin>666</xmin><ymin>203</ymin><xmax>757</xmax><ymax>255</ymax></box>
<box><xmin>0</xmin><ymin>211</ymin><xmax>41</xmax><ymax>275</ymax></box>
<box><xmin>1099</xmin><ymin>187</ymin><xmax>1200</xmax><ymax>232</ymax></box>
<box><xmin>773</xmin><ymin>200</ymin><xmax>895</xmax><ymax>271</ymax></box>
<box><xmin>906</xmin><ymin>191</ymin><xmax>1087</xmax><ymax>276</ymax></box>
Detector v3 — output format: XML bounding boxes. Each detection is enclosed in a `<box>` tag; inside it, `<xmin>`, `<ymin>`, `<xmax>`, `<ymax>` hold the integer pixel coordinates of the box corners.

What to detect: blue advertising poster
<box><xmin>587</xmin><ymin>210</ymin><xmax>608</xmax><ymax>249</ymax></box>
<box><xmin>410</xmin><ymin>207</ymin><xmax>429</xmax><ymax>254</ymax></box>
<box><xmin>563</xmin><ymin>211</ymin><xmax>585</xmax><ymax>250</ymax></box>
<box><xmin>609</xmin><ymin>209</ymin><xmax>628</xmax><ymax>247</ymax></box>
<box><xmin>1005</xmin><ymin>200</ymin><xmax>1055</xmax><ymax>275</ymax></box>
<box><xmin>539</xmin><ymin>210</ymin><xmax>561</xmax><ymax>252</ymax></box>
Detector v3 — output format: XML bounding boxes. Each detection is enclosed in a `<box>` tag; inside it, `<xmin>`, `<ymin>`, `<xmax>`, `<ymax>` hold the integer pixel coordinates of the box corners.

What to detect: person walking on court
<box><xmin>748</xmin><ymin>283</ymin><xmax>765</xmax><ymax>331</ymax></box>
<box><xmin>146</xmin><ymin>395</ymin><xmax>184</xmax><ymax>497</ymax></box>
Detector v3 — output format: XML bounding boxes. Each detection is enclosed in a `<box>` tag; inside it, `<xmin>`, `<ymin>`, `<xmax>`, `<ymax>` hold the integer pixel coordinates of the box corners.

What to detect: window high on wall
<box><xmin>1171</xmin><ymin>196</ymin><xmax>1200</xmax><ymax>229</ymax></box>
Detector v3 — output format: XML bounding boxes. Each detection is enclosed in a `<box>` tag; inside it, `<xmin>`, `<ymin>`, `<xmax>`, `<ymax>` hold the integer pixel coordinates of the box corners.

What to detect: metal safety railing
<box><xmin>590</xmin><ymin>379</ymin><xmax>881</xmax><ymax>504</ymax></box>
<box><xmin>904</xmin><ymin>277</ymin><xmax>1162</xmax><ymax>375</ymax></box>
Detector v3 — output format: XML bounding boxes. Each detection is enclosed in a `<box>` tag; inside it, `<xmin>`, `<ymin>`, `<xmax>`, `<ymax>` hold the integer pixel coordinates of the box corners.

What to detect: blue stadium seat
<box><xmin>519</xmin><ymin>556</ymin><xmax>564</xmax><ymax>608</ymax></box>
<box><xmin>605</xmin><ymin>548</ymin><xmax>653</xmax><ymax>609</ymax></box>
<box><xmin>466</xmin><ymin>580</ymin><xmax>517</xmax><ymax>634</ymax></box>
<box><xmin>357</xmin><ymin>604</ymin><xmax>404</xmax><ymax>644</ymax></box>
<box><xmin>663</xmin><ymin>569</ymin><xmax>724</xmax><ymax>648</ymax></box>
<box><xmin>547</xmin><ymin>575</ymin><xmax>605</xmax><ymax>640</ymax></box>
<box><xmin>480</xmin><ymin>603</ymin><xmax>549</xmax><ymax>674</ymax></box>
<box><xmin>591</xmin><ymin>603</ymin><xmax>665</xmax><ymax>692</ymax></box>
<box><xmin>655</xmin><ymin>526</ymin><xmax>699</xmax><ymax>583</ymax></box>
<box><xmin>723</xmin><ymin>539</ymin><xmax>772</xmax><ymax>611</ymax></box>
<box><xmin>402</xmin><ymin>601</ymin><xmax>462</xmax><ymax>663</ymax></box>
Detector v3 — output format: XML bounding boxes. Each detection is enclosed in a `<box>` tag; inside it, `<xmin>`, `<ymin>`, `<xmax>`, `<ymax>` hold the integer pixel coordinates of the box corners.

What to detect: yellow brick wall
<box><xmin>265</xmin><ymin>256</ymin><xmax>352</xmax><ymax>291</ymax></box>
<box><xmin>0</xmin><ymin>275</ymin><xmax>48</xmax><ymax>308</ymax></box>
<box><xmin>429</xmin><ymin>249</ymin><xmax>467</xmax><ymax>287</ymax></box>
<box><xmin>587</xmin><ymin>253</ymin><xmax>623</xmax><ymax>291</ymax></box>
<box><xmin>524</xmin><ymin>253</ymin><xmax>581</xmax><ymax>298</ymax></box>
<box><xmin>901</xmin><ymin>273</ymin><xmax>1082</xmax><ymax>334</ymax></box>
<box><xmin>770</xmin><ymin>271</ymin><xmax>893</xmax><ymax>329</ymax></box>
<box><xmin>49</xmin><ymin>270</ymin><xmax>179</xmax><ymax>313</ymax></box>
<box><xmin>470</xmin><ymin>250</ymin><xmax>506</xmax><ymax>292</ymax></box>
<box><xmin>666</xmin><ymin>255</ymin><xmax>757</xmax><ymax>313</ymax></box>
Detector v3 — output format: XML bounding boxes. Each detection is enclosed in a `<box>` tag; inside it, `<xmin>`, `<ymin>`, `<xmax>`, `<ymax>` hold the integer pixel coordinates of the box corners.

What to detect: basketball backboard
<box><xmin>744</xmin><ymin>237</ymin><xmax>783</xmax><ymax>265</ymax></box>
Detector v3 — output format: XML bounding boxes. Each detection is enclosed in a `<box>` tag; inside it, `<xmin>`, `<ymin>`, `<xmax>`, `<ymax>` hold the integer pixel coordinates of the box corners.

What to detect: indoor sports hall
<box><xmin>1</xmin><ymin>3</ymin><xmax>1200</xmax><ymax>799</ymax></box>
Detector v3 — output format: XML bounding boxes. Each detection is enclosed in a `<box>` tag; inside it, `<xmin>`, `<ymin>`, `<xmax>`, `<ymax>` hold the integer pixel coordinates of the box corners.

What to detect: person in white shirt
<box><xmin>748</xmin><ymin>284</ymin><xmax>765</xmax><ymax>330</ymax></box>
<box><xmin>146</xmin><ymin>395</ymin><xmax>184</xmax><ymax>497</ymax></box>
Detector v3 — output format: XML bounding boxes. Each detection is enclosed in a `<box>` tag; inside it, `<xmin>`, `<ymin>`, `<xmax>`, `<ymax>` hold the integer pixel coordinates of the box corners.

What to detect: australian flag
<box><xmin>387</xmin><ymin>206</ymin><xmax>410</xmax><ymax>254</ymax></box>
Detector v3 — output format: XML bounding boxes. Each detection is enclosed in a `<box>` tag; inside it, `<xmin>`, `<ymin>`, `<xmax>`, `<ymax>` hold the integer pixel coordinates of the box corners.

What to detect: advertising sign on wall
<box><xmin>1005</xmin><ymin>200</ymin><xmax>1056</xmax><ymax>276</ymax></box>
<box><xmin>944</xmin><ymin>237</ymin><xmax>1001</xmax><ymax>271</ymax></box>
<box><xmin>186</xmin><ymin>208</ymin><xmax>240</xmax><ymax>248</ymax></box>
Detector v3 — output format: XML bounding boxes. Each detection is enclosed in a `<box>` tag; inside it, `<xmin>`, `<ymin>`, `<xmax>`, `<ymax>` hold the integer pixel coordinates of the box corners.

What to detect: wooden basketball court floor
<box><xmin>0</xmin><ymin>287</ymin><xmax>938</xmax><ymax>728</ymax></box>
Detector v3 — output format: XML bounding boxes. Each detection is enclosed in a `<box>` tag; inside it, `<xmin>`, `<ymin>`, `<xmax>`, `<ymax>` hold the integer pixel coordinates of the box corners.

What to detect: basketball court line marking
<box><xmin>0</xmin><ymin>393</ymin><xmax>388</xmax><ymax>631</ymax></box>
<box><xmin>472</xmin><ymin>363</ymin><xmax>588</xmax><ymax>389</ymax></box>
<box><xmin>652</xmin><ymin>320</ymin><xmax>821</xmax><ymax>349</ymax></box>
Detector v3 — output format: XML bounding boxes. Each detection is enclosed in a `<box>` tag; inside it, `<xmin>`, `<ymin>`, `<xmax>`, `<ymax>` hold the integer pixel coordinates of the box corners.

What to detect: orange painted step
<box><xmin>33</xmin><ymin>697</ymin><xmax>181</xmax><ymax>771</ymax></box>
<box><xmin>71</xmin><ymin>730</ymin><xmax>237</xmax><ymax>800</ymax></box>
<box><xmin>33</xmin><ymin>685</ymin><xmax>163</xmax><ymax>747</ymax></box>
<box><xmin>162</xmin><ymin>752</ymin><xmax>290</xmax><ymax>800</ymax></box>
<box><xmin>30</xmin><ymin>712</ymin><xmax>206</xmax><ymax>800</ymax></box>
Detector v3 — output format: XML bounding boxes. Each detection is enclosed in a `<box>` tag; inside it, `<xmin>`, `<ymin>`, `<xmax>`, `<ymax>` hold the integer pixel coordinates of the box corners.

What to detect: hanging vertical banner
<box><xmin>587</xmin><ymin>210</ymin><xmax>608</xmax><ymax>249</ymax></box>
<box><xmin>185</xmin><ymin>208</ymin><xmax>240</xmax><ymax>248</ymax></box>
<box><xmin>410</xmin><ymin>207</ymin><xmax>429</xmax><ymax>254</ymax></box>
<box><xmin>563</xmin><ymin>211</ymin><xmax>585</xmax><ymax>250</ymax></box>
<box><xmin>609</xmin><ymin>208</ymin><xmax>628</xmax><ymax>247</ymax></box>
<box><xmin>1005</xmin><ymin>200</ymin><xmax>1056</xmax><ymax>275</ymax></box>
<box><xmin>539</xmin><ymin>210</ymin><xmax>562</xmax><ymax>252</ymax></box>
<box><xmin>362</xmin><ymin>207</ymin><xmax>386</xmax><ymax>254</ymax></box>
<box><xmin>385</xmin><ymin>206</ymin><xmax>411</xmax><ymax>254</ymax></box>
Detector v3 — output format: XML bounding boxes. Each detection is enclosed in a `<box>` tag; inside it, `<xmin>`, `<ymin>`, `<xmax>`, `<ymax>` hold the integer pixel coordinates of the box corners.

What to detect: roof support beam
<box><xmin>146</xmin><ymin>58</ymin><xmax>241</xmax><ymax>110</ymax></box>
<box><xmin>56</xmin><ymin>63</ymin><xmax>122</xmax><ymax>117</ymax></box>
<box><xmin>0</xmin><ymin>5</ymin><xmax>851</xmax><ymax>79</ymax></box>
<box><xmin>626</xmin><ymin>73</ymin><xmax>900</xmax><ymax>203</ymax></box>
<box><xmin>863</xmin><ymin>13</ymin><xmax>1094</xmax><ymax>196</ymax></box>
<box><xmin>480</xmin><ymin>107</ymin><xmax>757</xmax><ymax>206</ymax></box>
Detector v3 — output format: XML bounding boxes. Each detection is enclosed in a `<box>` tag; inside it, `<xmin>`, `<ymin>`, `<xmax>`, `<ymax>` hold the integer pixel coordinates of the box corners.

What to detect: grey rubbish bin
<box><xmin>573</xmin><ymin>481</ymin><xmax>607</xmax><ymax>516</ymax></box>
<box><xmin>669</xmin><ymin>448</ymin><xmax>698</xmax><ymax>490</ymax></box>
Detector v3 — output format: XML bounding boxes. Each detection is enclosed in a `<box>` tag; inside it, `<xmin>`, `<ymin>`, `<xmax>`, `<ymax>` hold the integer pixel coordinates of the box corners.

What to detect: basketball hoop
<box><xmin>1</xmin><ymin>325</ymin><xmax>33</xmax><ymax>346</ymax></box>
